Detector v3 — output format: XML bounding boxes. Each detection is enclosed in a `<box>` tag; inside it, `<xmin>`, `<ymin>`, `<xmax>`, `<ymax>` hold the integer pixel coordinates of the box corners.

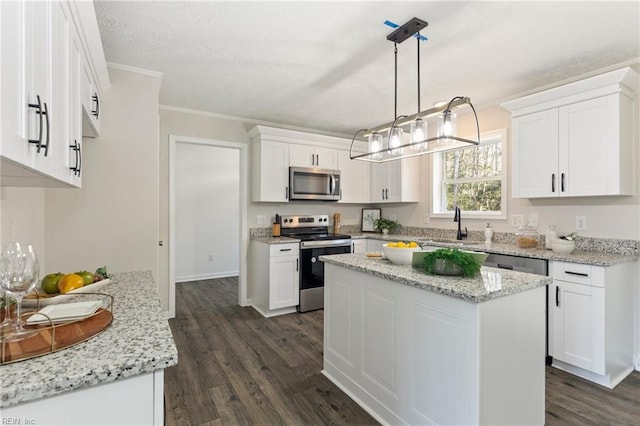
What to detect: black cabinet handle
<box><xmin>497</xmin><ymin>263</ymin><xmax>514</xmax><ymax>270</ymax></box>
<box><xmin>561</xmin><ymin>173</ymin><xmax>565</xmax><ymax>192</ymax></box>
<box><xmin>69</xmin><ymin>140</ymin><xmax>81</xmax><ymax>177</ymax></box>
<box><xmin>285</xmin><ymin>186</ymin><xmax>288</xmax><ymax>199</ymax></box>
<box><xmin>564</xmin><ymin>271</ymin><xmax>588</xmax><ymax>277</ymax></box>
<box><xmin>551</xmin><ymin>173</ymin><xmax>556</xmax><ymax>192</ymax></box>
<box><xmin>28</xmin><ymin>95</ymin><xmax>43</xmax><ymax>153</ymax></box>
<box><xmin>77</xmin><ymin>140</ymin><xmax>82</xmax><ymax>176</ymax></box>
<box><xmin>385</xmin><ymin>188</ymin><xmax>389</xmax><ymax>199</ymax></box>
<box><xmin>296</xmin><ymin>258</ymin><xmax>299</xmax><ymax>272</ymax></box>
<box><xmin>556</xmin><ymin>286</ymin><xmax>559</xmax><ymax>307</ymax></box>
<box><xmin>92</xmin><ymin>93</ymin><xmax>99</xmax><ymax>118</ymax></box>
<box><xmin>280</xmin><ymin>248</ymin><xmax>292</xmax><ymax>252</ymax></box>
<box><xmin>42</xmin><ymin>101</ymin><xmax>50</xmax><ymax>156</ymax></box>
<box><xmin>381</xmin><ymin>189</ymin><xmax>384</xmax><ymax>200</ymax></box>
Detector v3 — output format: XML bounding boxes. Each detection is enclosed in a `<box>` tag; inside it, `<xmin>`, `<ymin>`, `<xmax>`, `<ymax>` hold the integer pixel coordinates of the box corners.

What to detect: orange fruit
<box><xmin>58</xmin><ymin>273</ymin><xmax>85</xmax><ymax>294</ymax></box>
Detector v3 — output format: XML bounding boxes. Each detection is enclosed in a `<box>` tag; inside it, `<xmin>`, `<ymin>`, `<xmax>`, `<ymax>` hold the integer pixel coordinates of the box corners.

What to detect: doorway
<box><xmin>169</xmin><ymin>135</ymin><xmax>248</xmax><ymax>317</ymax></box>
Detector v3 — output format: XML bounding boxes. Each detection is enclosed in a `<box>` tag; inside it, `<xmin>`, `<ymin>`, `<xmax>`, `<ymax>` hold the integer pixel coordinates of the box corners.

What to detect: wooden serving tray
<box><xmin>1</xmin><ymin>308</ymin><xmax>113</xmax><ymax>364</ymax></box>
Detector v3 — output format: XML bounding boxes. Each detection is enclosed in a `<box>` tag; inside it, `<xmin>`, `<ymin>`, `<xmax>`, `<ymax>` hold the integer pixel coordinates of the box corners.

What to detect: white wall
<box><xmin>0</xmin><ymin>187</ymin><xmax>46</xmax><ymax>270</ymax></box>
<box><xmin>175</xmin><ymin>142</ymin><xmax>239</xmax><ymax>281</ymax></box>
<box><xmin>44</xmin><ymin>66</ymin><xmax>161</xmax><ymax>280</ymax></box>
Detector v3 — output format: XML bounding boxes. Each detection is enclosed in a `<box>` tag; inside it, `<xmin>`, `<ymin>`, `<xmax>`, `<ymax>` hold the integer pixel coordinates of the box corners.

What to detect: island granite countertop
<box><xmin>321</xmin><ymin>253</ymin><xmax>552</xmax><ymax>303</ymax></box>
<box><xmin>0</xmin><ymin>270</ymin><xmax>178</xmax><ymax>408</ymax></box>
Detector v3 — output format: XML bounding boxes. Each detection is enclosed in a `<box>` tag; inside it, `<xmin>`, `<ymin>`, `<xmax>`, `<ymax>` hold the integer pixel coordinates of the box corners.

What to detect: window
<box><xmin>431</xmin><ymin>129</ymin><xmax>506</xmax><ymax>218</ymax></box>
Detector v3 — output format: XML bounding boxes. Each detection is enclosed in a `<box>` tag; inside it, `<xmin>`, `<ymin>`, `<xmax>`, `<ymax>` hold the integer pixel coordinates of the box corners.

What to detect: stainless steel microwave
<box><xmin>289</xmin><ymin>167</ymin><xmax>341</xmax><ymax>201</ymax></box>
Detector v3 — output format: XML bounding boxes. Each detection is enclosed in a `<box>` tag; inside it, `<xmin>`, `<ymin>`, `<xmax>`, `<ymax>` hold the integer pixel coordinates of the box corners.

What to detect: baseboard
<box><xmin>176</xmin><ymin>271</ymin><xmax>239</xmax><ymax>283</ymax></box>
<box><xmin>635</xmin><ymin>354</ymin><xmax>640</xmax><ymax>371</ymax></box>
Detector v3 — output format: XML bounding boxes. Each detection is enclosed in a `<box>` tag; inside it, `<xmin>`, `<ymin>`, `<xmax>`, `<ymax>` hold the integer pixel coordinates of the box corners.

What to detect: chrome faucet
<box><xmin>454</xmin><ymin>205</ymin><xmax>468</xmax><ymax>240</ymax></box>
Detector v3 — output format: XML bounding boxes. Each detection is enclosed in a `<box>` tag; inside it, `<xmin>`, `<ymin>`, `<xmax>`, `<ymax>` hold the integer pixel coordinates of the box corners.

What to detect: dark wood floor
<box><xmin>164</xmin><ymin>278</ymin><xmax>640</xmax><ymax>425</ymax></box>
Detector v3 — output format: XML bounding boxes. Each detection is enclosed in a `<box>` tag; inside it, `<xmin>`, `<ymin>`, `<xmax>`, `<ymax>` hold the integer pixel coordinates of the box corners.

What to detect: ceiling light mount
<box><xmin>386</xmin><ymin>17</ymin><xmax>428</xmax><ymax>43</ymax></box>
<box><xmin>350</xmin><ymin>17</ymin><xmax>480</xmax><ymax>163</ymax></box>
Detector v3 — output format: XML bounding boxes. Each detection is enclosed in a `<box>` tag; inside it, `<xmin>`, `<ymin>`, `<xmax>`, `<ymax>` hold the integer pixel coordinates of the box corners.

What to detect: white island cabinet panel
<box><xmin>362</xmin><ymin>286</ymin><xmax>399</xmax><ymax>398</ymax></box>
<box><xmin>322</xmin><ymin>256</ymin><xmax>547</xmax><ymax>426</ymax></box>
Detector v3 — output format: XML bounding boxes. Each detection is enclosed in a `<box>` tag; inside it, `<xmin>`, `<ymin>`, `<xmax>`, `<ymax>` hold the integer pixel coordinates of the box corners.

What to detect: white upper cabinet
<box><xmin>370</xmin><ymin>157</ymin><xmax>419</xmax><ymax>203</ymax></box>
<box><xmin>250</xmin><ymin>138</ymin><xmax>290</xmax><ymax>203</ymax></box>
<box><xmin>290</xmin><ymin>144</ymin><xmax>337</xmax><ymax>169</ymax></box>
<box><xmin>0</xmin><ymin>0</ymin><xmax>108</xmax><ymax>187</ymax></box>
<box><xmin>503</xmin><ymin>67</ymin><xmax>637</xmax><ymax>198</ymax></box>
<box><xmin>81</xmin><ymin>57</ymin><xmax>101</xmax><ymax>137</ymax></box>
<box><xmin>337</xmin><ymin>149</ymin><xmax>370</xmax><ymax>203</ymax></box>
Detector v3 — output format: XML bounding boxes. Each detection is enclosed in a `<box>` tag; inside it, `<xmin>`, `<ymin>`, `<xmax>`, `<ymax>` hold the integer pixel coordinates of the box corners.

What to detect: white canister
<box><xmin>545</xmin><ymin>225</ymin><xmax>556</xmax><ymax>249</ymax></box>
<box><xmin>484</xmin><ymin>223</ymin><xmax>493</xmax><ymax>243</ymax></box>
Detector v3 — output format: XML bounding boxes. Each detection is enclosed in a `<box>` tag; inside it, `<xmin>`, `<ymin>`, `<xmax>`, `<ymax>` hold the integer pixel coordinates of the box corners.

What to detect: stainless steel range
<box><xmin>280</xmin><ymin>214</ymin><xmax>352</xmax><ymax>313</ymax></box>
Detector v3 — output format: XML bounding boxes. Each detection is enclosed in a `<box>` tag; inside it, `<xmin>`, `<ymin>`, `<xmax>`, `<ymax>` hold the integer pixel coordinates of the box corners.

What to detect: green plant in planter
<box><xmin>424</xmin><ymin>248</ymin><xmax>481</xmax><ymax>278</ymax></box>
<box><xmin>374</xmin><ymin>217</ymin><xmax>400</xmax><ymax>233</ymax></box>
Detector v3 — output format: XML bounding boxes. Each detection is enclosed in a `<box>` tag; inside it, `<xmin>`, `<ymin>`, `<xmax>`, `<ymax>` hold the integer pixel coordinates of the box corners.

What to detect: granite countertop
<box><xmin>321</xmin><ymin>253</ymin><xmax>552</xmax><ymax>303</ymax></box>
<box><xmin>251</xmin><ymin>236</ymin><xmax>300</xmax><ymax>244</ymax></box>
<box><xmin>350</xmin><ymin>234</ymin><xmax>638</xmax><ymax>266</ymax></box>
<box><xmin>0</xmin><ymin>271</ymin><xmax>178</xmax><ymax>408</ymax></box>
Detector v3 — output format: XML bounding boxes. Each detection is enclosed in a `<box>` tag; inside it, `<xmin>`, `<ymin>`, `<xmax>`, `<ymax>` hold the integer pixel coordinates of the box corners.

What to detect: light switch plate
<box><xmin>575</xmin><ymin>216</ymin><xmax>587</xmax><ymax>230</ymax></box>
<box><xmin>257</xmin><ymin>215</ymin><xmax>266</xmax><ymax>225</ymax></box>
<box><xmin>527</xmin><ymin>214</ymin><xmax>539</xmax><ymax>227</ymax></box>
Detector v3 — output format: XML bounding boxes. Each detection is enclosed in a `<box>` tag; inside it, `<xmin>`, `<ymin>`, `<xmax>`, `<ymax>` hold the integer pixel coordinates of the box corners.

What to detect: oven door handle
<box><xmin>300</xmin><ymin>239</ymin><xmax>352</xmax><ymax>248</ymax></box>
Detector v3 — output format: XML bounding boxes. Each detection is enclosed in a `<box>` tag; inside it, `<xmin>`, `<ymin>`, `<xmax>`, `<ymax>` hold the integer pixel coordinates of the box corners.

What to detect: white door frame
<box><xmin>169</xmin><ymin>135</ymin><xmax>248</xmax><ymax>317</ymax></box>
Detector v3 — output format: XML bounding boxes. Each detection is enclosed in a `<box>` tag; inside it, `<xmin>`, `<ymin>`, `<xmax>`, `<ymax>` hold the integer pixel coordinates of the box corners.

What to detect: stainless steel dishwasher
<box><xmin>483</xmin><ymin>253</ymin><xmax>551</xmax><ymax>364</ymax></box>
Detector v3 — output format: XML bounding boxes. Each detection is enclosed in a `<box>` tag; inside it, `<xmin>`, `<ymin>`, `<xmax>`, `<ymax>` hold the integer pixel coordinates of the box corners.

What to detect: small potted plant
<box><xmin>374</xmin><ymin>217</ymin><xmax>400</xmax><ymax>235</ymax></box>
<box><xmin>423</xmin><ymin>248</ymin><xmax>483</xmax><ymax>277</ymax></box>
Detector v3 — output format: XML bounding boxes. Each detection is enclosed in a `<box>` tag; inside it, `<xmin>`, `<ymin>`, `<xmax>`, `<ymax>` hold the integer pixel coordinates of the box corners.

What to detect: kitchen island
<box><xmin>0</xmin><ymin>271</ymin><xmax>177</xmax><ymax>425</ymax></box>
<box><xmin>321</xmin><ymin>253</ymin><xmax>552</xmax><ymax>425</ymax></box>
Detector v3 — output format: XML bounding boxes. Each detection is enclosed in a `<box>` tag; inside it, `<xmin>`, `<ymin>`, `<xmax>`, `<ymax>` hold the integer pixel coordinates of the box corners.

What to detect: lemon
<box><xmin>408</xmin><ymin>242</ymin><xmax>418</xmax><ymax>248</ymax></box>
<box><xmin>387</xmin><ymin>242</ymin><xmax>396</xmax><ymax>248</ymax></box>
<box><xmin>58</xmin><ymin>273</ymin><xmax>85</xmax><ymax>294</ymax></box>
<box><xmin>396</xmin><ymin>242</ymin><xmax>407</xmax><ymax>248</ymax></box>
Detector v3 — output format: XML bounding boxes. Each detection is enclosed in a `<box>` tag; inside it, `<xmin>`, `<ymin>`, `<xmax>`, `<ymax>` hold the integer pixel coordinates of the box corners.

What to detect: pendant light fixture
<box><xmin>350</xmin><ymin>17</ymin><xmax>480</xmax><ymax>163</ymax></box>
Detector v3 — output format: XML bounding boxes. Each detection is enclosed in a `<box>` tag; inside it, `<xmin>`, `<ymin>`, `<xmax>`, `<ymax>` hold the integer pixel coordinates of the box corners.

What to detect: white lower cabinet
<box><xmin>248</xmin><ymin>241</ymin><xmax>299</xmax><ymax>317</ymax></box>
<box><xmin>351</xmin><ymin>239</ymin><xmax>365</xmax><ymax>254</ymax></box>
<box><xmin>366</xmin><ymin>239</ymin><xmax>384</xmax><ymax>252</ymax></box>
<box><xmin>2</xmin><ymin>370</ymin><xmax>165</xmax><ymax>425</ymax></box>
<box><xmin>549</xmin><ymin>260</ymin><xmax>635</xmax><ymax>388</ymax></box>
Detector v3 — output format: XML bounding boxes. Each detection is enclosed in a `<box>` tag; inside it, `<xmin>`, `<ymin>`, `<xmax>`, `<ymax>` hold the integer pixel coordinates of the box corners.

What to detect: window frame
<box><xmin>430</xmin><ymin>128</ymin><xmax>507</xmax><ymax>220</ymax></box>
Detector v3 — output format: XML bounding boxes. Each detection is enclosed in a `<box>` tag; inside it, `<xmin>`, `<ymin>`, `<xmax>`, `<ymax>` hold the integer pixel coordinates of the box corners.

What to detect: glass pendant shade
<box><xmin>368</xmin><ymin>132</ymin><xmax>382</xmax><ymax>153</ymax></box>
<box><xmin>388</xmin><ymin>126</ymin><xmax>403</xmax><ymax>151</ymax></box>
<box><xmin>410</xmin><ymin>118</ymin><xmax>427</xmax><ymax>149</ymax></box>
<box><xmin>439</xmin><ymin>110</ymin><xmax>457</xmax><ymax>138</ymax></box>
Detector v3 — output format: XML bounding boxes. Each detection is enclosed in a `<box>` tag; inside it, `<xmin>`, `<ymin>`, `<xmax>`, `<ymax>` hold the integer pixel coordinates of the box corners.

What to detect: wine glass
<box><xmin>0</xmin><ymin>242</ymin><xmax>40</xmax><ymax>340</ymax></box>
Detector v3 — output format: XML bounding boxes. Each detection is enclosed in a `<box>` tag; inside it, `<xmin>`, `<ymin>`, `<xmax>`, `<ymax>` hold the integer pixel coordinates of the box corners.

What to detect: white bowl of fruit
<box><xmin>382</xmin><ymin>241</ymin><xmax>422</xmax><ymax>265</ymax></box>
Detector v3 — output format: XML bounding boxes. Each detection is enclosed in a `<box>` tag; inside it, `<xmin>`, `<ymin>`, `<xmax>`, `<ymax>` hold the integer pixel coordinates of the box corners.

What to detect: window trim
<box><xmin>430</xmin><ymin>128</ymin><xmax>508</xmax><ymax>220</ymax></box>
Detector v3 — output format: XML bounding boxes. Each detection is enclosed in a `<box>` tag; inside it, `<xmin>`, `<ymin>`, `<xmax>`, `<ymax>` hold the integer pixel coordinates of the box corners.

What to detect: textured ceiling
<box><xmin>94</xmin><ymin>1</ymin><xmax>640</xmax><ymax>136</ymax></box>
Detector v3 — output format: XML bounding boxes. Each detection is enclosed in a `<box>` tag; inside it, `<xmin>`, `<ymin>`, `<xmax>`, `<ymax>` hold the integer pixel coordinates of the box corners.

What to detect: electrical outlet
<box><xmin>527</xmin><ymin>214</ymin><xmax>539</xmax><ymax>227</ymax></box>
<box><xmin>257</xmin><ymin>215</ymin><xmax>266</xmax><ymax>225</ymax></box>
<box><xmin>208</xmin><ymin>254</ymin><xmax>214</xmax><ymax>262</ymax></box>
<box><xmin>389</xmin><ymin>213</ymin><xmax>397</xmax><ymax>221</ymax></box>
<box><xmin>511</xmin><ymin>214</ymin><xmax>524</xmax><ymax>227</ymax></box>
<box><xmin>575</xmin><ymin>216</ymin><xmax>587</xmax><ymax>231</ymax></box>
<box><xmin>423</xmin><ymin>213</ymin><xmax>430</xmax><ymax>224</ymax></box>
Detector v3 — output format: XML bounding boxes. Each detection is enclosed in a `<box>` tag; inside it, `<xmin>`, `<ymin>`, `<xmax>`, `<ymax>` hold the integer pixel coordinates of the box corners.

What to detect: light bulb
<box><xmin>442</xmin><ymin>110</ymin><xmax>457</xmax><ymax>137</ymax></box>
<box><xmin>388</xmin><ymin>126</ymin><xmax>403</xmax><ymax>151</ymax></box>
<box><xmin>410</xmin><ymin>118</ymin><xmax>427</xmax><ymax>149</ymax></box>
<box><xmin>368</xmin><ymin>132</ymin><xmax>382</xmax><ymax>153</ymax></box>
